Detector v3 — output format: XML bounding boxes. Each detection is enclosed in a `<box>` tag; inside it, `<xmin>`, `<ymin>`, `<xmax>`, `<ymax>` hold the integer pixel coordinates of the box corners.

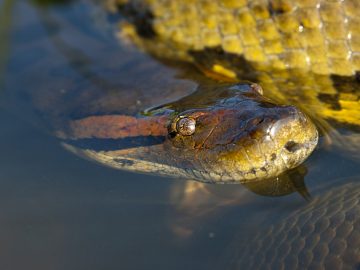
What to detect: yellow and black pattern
<box><xmin>109</xmin><ymin>0</ymin><xmax>360</xmax><ymax>128</ymax></box>
<box><xmin>115</xmin><ymin>0</ymin><xmax>360</xmax><ymax>75</ymax></box>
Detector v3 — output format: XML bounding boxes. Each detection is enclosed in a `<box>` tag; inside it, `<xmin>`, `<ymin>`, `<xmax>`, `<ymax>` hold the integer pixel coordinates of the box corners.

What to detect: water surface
<box><xmin>2</xmin><ymin>1</ymin><xmax>360</xmax><ymax>269</ymax></box>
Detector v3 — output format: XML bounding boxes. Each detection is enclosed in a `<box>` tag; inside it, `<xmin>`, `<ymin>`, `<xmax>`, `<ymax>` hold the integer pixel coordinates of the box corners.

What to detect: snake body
<box><xmin>110</xmin><ymin>0</ymin><xmax>360</xmax><ymax>129</ymax></box>
<box><xmin>226</xmin><ymin>181</ymin><xmax>360</xmax><ymax>269</ymax></box>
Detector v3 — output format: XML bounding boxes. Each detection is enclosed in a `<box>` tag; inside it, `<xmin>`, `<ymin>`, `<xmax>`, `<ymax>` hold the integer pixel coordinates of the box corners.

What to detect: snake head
<box><xmin>166</xmin><ymin>83</ymin><xmax>318</xmax><ymax>183</ymax></box>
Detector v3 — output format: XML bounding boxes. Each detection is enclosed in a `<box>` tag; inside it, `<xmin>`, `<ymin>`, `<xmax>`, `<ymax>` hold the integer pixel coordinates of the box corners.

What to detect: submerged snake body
<box><xmin>226</xmin><ymin>182</ymin><xmax>360</xmax><ymax>269</ymax></box>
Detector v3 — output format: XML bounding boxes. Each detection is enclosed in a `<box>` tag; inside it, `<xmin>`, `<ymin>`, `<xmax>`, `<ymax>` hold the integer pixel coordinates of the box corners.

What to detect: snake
<box><xmin>60</xmin><ymin>0</ymin><xmax>360</xmax><ymax>183</ymax></box>
<box><xmin>102</xmin><ymin>1</ymin><xmax>359</xmax><ymax>267</ymax></box>
<box><xmin>17</xmin><ymin>1</ymin><xmax>358</xmax><ymax>268</ymax></box>
<box><xmin>12</xmin><ymin>1</ymin><xmax>358</xmax><ymax>268</ymax></box>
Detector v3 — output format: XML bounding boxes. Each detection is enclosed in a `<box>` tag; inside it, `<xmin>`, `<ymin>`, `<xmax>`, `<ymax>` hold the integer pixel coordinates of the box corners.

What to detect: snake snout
<box><xmin>269</xmin><ymin>106</ymin><xmax>318</xmax><ymax>170</ymax></box>
<box><xmin>217</xmin><ymin>104</ymin><xmax>318</xmax><ymax>183</ymax></box>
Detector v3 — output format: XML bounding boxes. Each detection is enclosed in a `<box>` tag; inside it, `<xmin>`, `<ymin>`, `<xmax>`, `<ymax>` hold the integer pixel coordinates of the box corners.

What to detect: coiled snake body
<box><xmin>112</xmin><ymin>0</ymin><xmax>360</xmax><ymax>127</ymax></box>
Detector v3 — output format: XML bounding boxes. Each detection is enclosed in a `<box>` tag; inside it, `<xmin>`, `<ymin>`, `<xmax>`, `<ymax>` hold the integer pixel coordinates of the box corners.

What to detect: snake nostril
<box><xmin>168</xmin><ymin>131</ymin><xmax>177</xmax><ymax>138</ymax></box>
<box><xmin>285</xmin><ymin>141</ymin><xmax>301</xmax><ymax>153</ymax></box>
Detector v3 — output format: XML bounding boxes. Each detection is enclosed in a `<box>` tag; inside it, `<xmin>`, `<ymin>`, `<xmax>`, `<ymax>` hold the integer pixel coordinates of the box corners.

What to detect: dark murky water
<box><xmin>2</xmin><ymin>1</ymin><xmax>360</xmax><ymax>269</ymax></box>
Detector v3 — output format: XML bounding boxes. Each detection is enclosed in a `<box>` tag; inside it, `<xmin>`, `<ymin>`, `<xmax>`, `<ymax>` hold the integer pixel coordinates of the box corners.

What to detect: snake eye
<box><xmin>176</xmin><ymin>117</ymin><xmax>196</xmax><ymax>136</ymax></box>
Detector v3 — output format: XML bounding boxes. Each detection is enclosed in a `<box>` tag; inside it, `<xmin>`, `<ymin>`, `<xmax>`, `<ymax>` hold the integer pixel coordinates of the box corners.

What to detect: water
<box><xmin>2</xmin><ymin>1</ymin><xmax>360</xmax><ymax>269</ymax></box>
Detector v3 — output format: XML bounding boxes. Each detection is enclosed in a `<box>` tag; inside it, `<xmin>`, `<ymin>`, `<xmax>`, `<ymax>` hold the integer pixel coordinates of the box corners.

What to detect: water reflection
<box><xmin>243</xmin><ymin>165</ymin><xmax>310</xmax><ymax>199</ymax></box>
<box><xmin>169</xmin><ymin>165</ymin><xmax>309</xmax><ymax>239</ymax></box>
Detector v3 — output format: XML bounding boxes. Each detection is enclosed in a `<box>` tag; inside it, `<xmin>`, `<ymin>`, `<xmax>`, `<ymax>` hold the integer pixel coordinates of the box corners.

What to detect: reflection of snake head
<box><xmin>165</xmin><ymin>84</ymin><xmax>318</xmax><ymax>183</ymax></box>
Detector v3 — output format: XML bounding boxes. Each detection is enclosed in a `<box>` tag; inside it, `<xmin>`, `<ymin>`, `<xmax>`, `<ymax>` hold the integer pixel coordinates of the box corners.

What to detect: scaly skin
<box><xmin>110</xmin><ymin>0</ymin><xmax>360</xmax><ymax>128</ymax></box>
